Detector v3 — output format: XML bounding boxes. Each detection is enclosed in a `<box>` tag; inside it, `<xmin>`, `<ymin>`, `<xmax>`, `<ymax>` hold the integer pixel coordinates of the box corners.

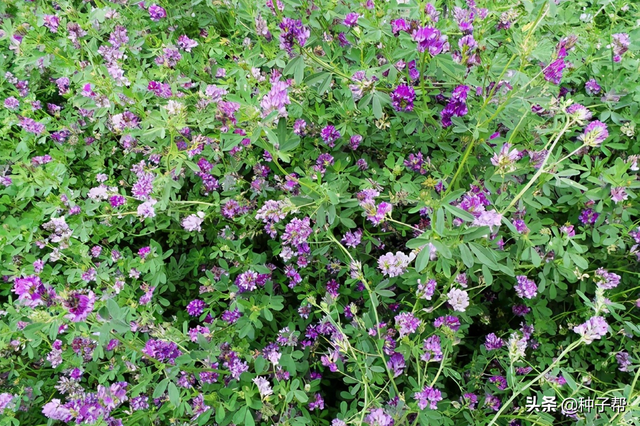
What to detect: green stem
<box><xmin>500</xmin><ymin>118</ymin><xmax>573</xmax><ymax>215</ymax></box>
<box><xmin>444</xmin><ymin>139</ymin><xmax>475</xmax><ymax>196</ymax></box>
<box><xmin>485</xmin><ymin>340</ymin><xmax>582</xmax><ymax>426</ymax></box>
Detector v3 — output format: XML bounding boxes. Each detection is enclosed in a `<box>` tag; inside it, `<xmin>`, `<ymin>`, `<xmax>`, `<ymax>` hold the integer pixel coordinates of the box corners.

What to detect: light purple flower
<box><xmin>447</xmin><ymin>288</ymin><xmax>470</xmax><ymax>311</ymax></box>
<box><xmin>148</xmin><ymin>4</ymin><xmax>167</xmax><ymax>21</ymax></box>
<box><xmin>573</xmin><ymin>316</ymin><xmax>608</xmax><ymax>344</ymax></box>
<box><xmin>514</xmin><ymin>276</ymin><xmax>537</xmax><ymax>299</ymax></box>
<box><xmin>579</xmin><ymin>120</ymin><xmax>608</xmax><ymax>147</ymax></box>
<box><xmin>415</xmin><ymin>386</ymin><xmax>442</xmax><ymax>409</ymax></box>
<box><xmin>182</xmin><ymin>212</ymin><xmax>205</xmax><ymax>232</ymax></box>
<box><xmin>395</xmin><ymin>312</ymin><xmax>421</xmax><ymax>338</ymax></box>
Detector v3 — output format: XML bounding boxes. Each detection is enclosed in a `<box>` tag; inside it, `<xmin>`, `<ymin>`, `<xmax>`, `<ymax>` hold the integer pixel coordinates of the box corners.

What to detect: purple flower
<box><xmin>364</xmin><ymin>408</ymin><xmax>393</xmax><ymax>426</ymax></box>
<box><xmin>320</xmin><ymin>125</ymin><xmax>341</xmax><ymax>147</ymax></box>
<box><xmin>463</xmin><ymin>393</ymin><xmax>478</xmax><ymax>410</ymax></box>
<box><xmin>391</xmin><ymin>84</ymin><xmax>416</xmax><ymax>112</ymax></box>
<box><xmin>616</xmin><ymin>352</ymin><xmax>632</xmax><ymax>372</ymax></box>
<box><xmin>434</xmin><ymin>315</ymin><xmax>460</xmax><ymax>331</ymax></box>
<box><xmin>472</xmin><ymin>210</ymin><xmax>503</xmax><ymax>232</ymax></box>
<box><xmin>344</xmin><ymin>12</ymin><xmax>359</xmax><ymax>27</ymax></box>
<box><xmin>512</xmin><ymin>304</ymin><xmax>531</xmax><ymax>316</ymax></box>
<box><xmin>236</xmin><ymin>270</ymin><xmax>259</xmax><ymax>293</ymax></box>
<box><xmin>187</xmin><ymin>299</ymin><xmax>207</xmax><ymax>316</ymax></box>
<box><xmin>579</xmin><ymin>120</ymin><xmax>608</xmax><ymax>147</ymax></box>
<box><xmin>42</xmin><ymin>399</ymin><xmax>72</xmax><ymax>421</ymax></box>
<box><xmin>18</xmin><ymin>117</ymin><xmax>46</xmax><ymax>135</ymax></box>
<box><xmin>485</xmin><ymin>393</ymin><xmax>501</xmax><ymax>411</ymax></box>
<box><xmin>63</xmin><ymin>291</ymin><xmax>95</xmax><ymax>322</ymax></box>
<box><xmin>611</xmin><ymin>187</ymin><xmax>628</xmax><ymax>204</ymax></box>
<box><xmin>414</xmin><ymin>386</ymin><xmax>443</xmax><ymax>409</ymax></box>
<box><xmin>560</xmin><ymin>224</ymin><xmax>575</xmax><ymax>237</ymax></box>
<box><xmin>138</xmin><ymin>246</ymin><xmax>151</xmax><ymax>259</ymax></box>
<box><xmin>31</xmin><ymin>155</ymin><xmax>53</xmax><ymax>166</ymax></box>
<box><xmin>148</xmin><ymin>81</ymin><xmax>172</xmax><ymax>98</ymax></box>
<box><xmin>108</xmin><ymin>195</ymin><xmax>125</xmax><ymax>208</ymax></box>
<box><xmin>4</xmin><ymin>97</ymin><xmax>19</xmax><ymax>110</ymax></box>
<box><xmin>13</xmin><ymin>275</ymin><xmax>49</xmax><ymax>308</ymax></box>
<box><xmin>182</xmin><ymin>213</ymin><xmax>205</xmax><ymax>231</ymax></box>
<box><xmin>484</xmin><ymin>333</ymin><xmax>504</xmax><ymax>350</ymax></box>
<box><xmin>293</xmin><ymin>119</ymin><xmax>307</xmax><ymax>135</ymax></box>
<box><xmin>308</xmin><ymin>393</ymin><xmax>325</xmax><ymax>411</ymax></box>
<box><xmin>148</xmin><ymin>4</ymin><xmax>167</xmax><ymax>21</ymax></box>
<box><xmin>491</xmin><ymin>143</ymin><xmax>520</xmax><ymax>173</ymax></box>
<box><xmin>412</xmin><ymin>26</ymin><xmax>447</xmax><ymax>55</ymax></box>
<box><xmin>514</xmin><ymin>275</ymin><xmax>537</xmax><ymax>299</ymax></box>
<box><xmin>177</xmin><ymin>35</ymin><xmax>198</xmax><ymax>52</ymax></box>
<box><xmin>417</xmin><ymin>278</ymin><xmax>437</xmax><ymax>301</ymax></box>
<box><xmin>543</xmin><ymin>58</ymin><xmax>566</xmax><ymax>85</ymax></box>
<box><xmin>573</xmin><ymin>316</ymin><xmax>608</xmax><ymax>344</ymax></box>
<box><xmin>261</xmin><ymin>81</ymin><xmax>290</xmax><ymax>119</ymax></box>
<box><xmin>279</xmin><ymin>18</ymin><xmax>310</xmax><ymax>57</ymax></box>
<box><xmin>612</xmin><ymin>33</ymin><xmax>630</xmax><ymax>61</ymax></box>
<box><xmin>137</xmin><ymin>199</ymin><xmax>157</xmax><ymax>219</ymax></box>
<box><xmin>489</xmin><ymin>375</ymin><xmax>508</xmax><ymax>390</ymax></box>
<box><xmin>395</xmin><ymin>312</ymin><xmax>421</xmax><ymax>338</ymax></box>
<box><xmin>579</xmin><ymin>208</ymin><xmax>599</xmax><ymax>225</ymax></box>
<box><xmin>387</xmin><ymin>352</ymin><xmax>406</xmax><ymax>377</ymax></box>
<box><xmin>341</xmin><ymin>229</ymin><xmax>362</xmax><ymax>248</ymax></box>
<box><xmin>43</xmin><ymin>15</ymin><xmax>60</xmax><ymax>33</ymax></box>
<box><xmin>391</xmin><ymin>19</ymin><xmax>410</xmax><ymax>35</ymax></box>
<box><xmin>566</xmin><ymin>104</ymin><xmax>592</xmax><ymax>122</ymax></box>
<box><xmin>594</xmin><ymin>268</ymin><xmax>621</xmax><ymax>290</ymax></box>
<box><xmin>222</xmin><ymin>308</ymin><xmax>242</xmax><ymax>324</ymax></box>
<box><xmin>422</xmin><ymin>335</ymin><xmax>443</xmax><ymax>362</ymax></box>
<box><xmin>142</xmin><ymin>339</ymin><xmax>182</xmax><ymax>364</ymax></box>
<box><xmin>585</xmin><ymin>78</ymin><xmax>601</xmax><ymax>95</ymax></box>
<box><xmin>378</xmin><ymin>251</ymin><xmax>415</xmax><ymax>277</ymax></box>
<box><xmin>441</xmin><ymin>85</ymin><xmax>470</xmax><ymax>127</ymax></box>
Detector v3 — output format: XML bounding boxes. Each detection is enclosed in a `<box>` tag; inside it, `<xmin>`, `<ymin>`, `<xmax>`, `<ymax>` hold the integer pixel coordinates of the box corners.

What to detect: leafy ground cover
<box><xmin>1</xmin><ymin>0</ymin><xmax>640</xmax><ymax>425</ymax></box>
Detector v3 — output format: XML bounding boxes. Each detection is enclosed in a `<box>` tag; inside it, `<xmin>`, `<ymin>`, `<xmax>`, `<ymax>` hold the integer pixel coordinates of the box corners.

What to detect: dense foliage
<box><xmin>1</xmin><ymin>0</ymin><xmax>640</xmax><ymax>425</ymax></box>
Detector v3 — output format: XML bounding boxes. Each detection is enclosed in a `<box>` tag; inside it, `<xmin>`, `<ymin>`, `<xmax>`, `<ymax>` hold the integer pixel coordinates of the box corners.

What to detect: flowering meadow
<box><xmin>1</xmin><ymin>0</ymin><xmax>640</xmax><ymax>425</ymax></box>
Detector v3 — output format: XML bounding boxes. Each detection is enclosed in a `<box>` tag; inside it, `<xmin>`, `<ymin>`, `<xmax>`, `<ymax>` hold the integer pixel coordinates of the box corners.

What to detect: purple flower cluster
<box><xmin>578</xmin><ymin>120</ymin><xmax>609</xmax><ymax>147</ymax></box>
<box><xmin>320</xmin><ymin>125</ymin><xmax>341</xmax><ymax>147</ymax></box>
<box><xmin>412</xmin><ymin>26</ymin><xmax>448</xmax><ymax>56</ymax></box>
<box><xmin>395</xmin><ymin>312</ymin><xmax>421</xmax><ymax>338</ymax></box>
<box><xmin>142</xmin><ymin>339</ymin><xmax>182</xmax><ymax>364</ymax></box>
<box><xmin>422</xmin><ymin>335</ymin><xmax>443</xmax><ymax>362</ymax></box>
<box><xmin>378</xmin><ymin>251</ymin><xmax>415</xmax><ymax>277</ymax></box>
<box><xmin>484</xmin><ymin>333</ymin><xmax>504</xmax><ymax>350</ymax></box>
<box><xmin>414</xmin><ymin>385</ymin><xmax>443</xmax><ymax>409</ymax></box>
<box><xmin>279</xmin><ymin>18</ymin><xmax>310</xmax><ymax>57</ymax></box>
<box><xmin>573</xmin><ymin>316</ymin><xmax>608</xmax><ymax>344</ymax></box>
<box><xmin>514</xmin><ymin>275</ymin><xmax>537</xmax><ymax>299</ymax></box>
<box><xmin>441</xmin><ymin>85</ymin><xmax>470</xmax><ymax>127</ymax></box>
<box><xmin>391</xmin><ymin>84</ymin><xmax>416</xmax><ymax>112</ymax></box>
<box><xmin>148</xmin><ymin>4</ymin><xmax>167</xmax><ymax>21</ymax></box>
<box><xmin>261</xmin><ymin>80</ymin><xmax>290</xmax><ymax>119</ymax></box>
<box><xmin>357</xmin><ymin>189</ymin><xmax>392</xmax><ymax>225</ymax></box>
<box><xmin>594</xmin><ymin>268</ymin><xmax>621</xmax><ymax>290</ymax></box>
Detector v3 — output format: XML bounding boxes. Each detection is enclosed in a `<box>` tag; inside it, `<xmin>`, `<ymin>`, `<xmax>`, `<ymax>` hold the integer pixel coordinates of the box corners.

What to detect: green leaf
<box><xmin>168</xmin><ymin>382</ymin><xmax>180</xmax><ymax>406</ymax></box>
<box><xmin>245</xmin><ymin>410</ymin><xmax>256</xmax><ymax>426</ymax></box>
<box><xmin>468</xmin><ymin>243</ymin><xmax>499</xmax><ymax>270</ymax></box>
<box><xmin>372</xmin><ymin>95</ymin><xmax>382</xmax><ymax>119</ymax></box>
<box><xmin>458</xmin><ymin>243</ymin><xmax>475</xmax><ymax>268</ymax></box>
<box><xmin>153</xmin><ymin>378</ymin><xmax>169</xmax><ymax>398</ymax></box>
<box><xmin>434</xmin><ymin>207</ymin><xmax>445</xmax><ymax>236</ymax></box>
<box><xmin>294</xmin><ymin>390</ymin><xmax>308</xmax><ymax>403</ymax></box>
<box><xmin>415</xmin><ymin>246</ymin><xmax>430</xmax><ymax>272</ymax></box>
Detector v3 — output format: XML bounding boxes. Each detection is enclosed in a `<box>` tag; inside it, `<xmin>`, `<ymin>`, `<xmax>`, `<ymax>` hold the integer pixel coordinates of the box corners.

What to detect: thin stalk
<box><xmin>500</xmin><ymin>118</ymin><xmax>573</xmax><ymax>215</ymax></box>
<box><xmin>486</xmin><ymin>340</ymin><xmax>582</xmax><ymax>426</ymax></box>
